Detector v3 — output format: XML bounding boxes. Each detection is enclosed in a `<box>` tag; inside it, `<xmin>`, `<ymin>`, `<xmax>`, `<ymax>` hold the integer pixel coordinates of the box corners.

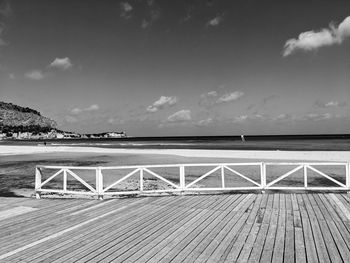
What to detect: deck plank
<box><xmin>235</xmin><ymin>193</ymin><xmax>269</xmax><ymax>262</ymax></box>
<box><xmin>0</xmin><ymin>193</ymin><xmax>349</xmax><ymax>263</ymax></box>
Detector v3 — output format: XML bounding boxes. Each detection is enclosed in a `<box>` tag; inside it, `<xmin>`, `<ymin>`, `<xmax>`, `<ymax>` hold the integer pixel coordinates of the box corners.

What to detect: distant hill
<box><xmin>0</xmin><ymin>102</ymin><xmax>57</xmax><ymax>133</ymax></box>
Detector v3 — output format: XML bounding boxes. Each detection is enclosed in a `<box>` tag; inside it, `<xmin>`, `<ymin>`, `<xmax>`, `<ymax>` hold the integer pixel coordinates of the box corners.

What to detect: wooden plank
<box><xmin>235</xmin><ymin>193</ymin><xmax>269</xmax><ymax>262</ymax></box>
<box><xmin>123</xmin><ymin>194</ymin><xmax>240</xmax><ymax>263</ymax></box>
<box><xmin>308</xmin><ymin>194</ymin><xmax>346</xmax><ymax>262</ymax></box>
<box><xmin>57</xmin><ymin>195</ymin><xmax>212</xmax><ymax>262</ymax></box>
<box><xmin>92</xmin><ymin>196</ymin><xmax>219</xmax><ymax>262</ymax></box>
<box><xmin>247</xmin><ymin>194</ymin><xmax>275</xmax><ymax>262</ymax></box>
<box><xmin>9</xmin><ymin>199</ymin><xmax>177</xmax><ymax>262</ymax></box>
<box><xmin>283</xmin><ymin>194</ymin><xmax>295</xmax><ymax>263</ymax></box>
<box><xmin>33</xmin><ymin>195</ymin><xmax>200</xmax><ymax>262</ymax></box>
<box><xmin>173</xmin><ymin>195</ymin><xmax>255</xmax><ymax>263</ymax></box>
<box><xmin>301</xmin><ymin>194</ymin><xmax>331</xmax><ymax>262</ymax></box>
<box><xmin>260</xmin><ymin>193</ymin><xmax>280</xmax><ymax>262</ymax></box>
<box><xmin>291</xmin><ymin>194</ymin><xmax>307</xmax><ymax>263</ymax></box>
<box><xmin>316</xmin><ymin>194</ymin><xmax>350</xmax><ymax>261</ymax></box>
<box><xmin>328</xmin><ymin>193</ymin><xmax>350</xmax><ymax>221</ymax></box>
<box><xmin>0</xmin><ymin>198</ymin><xmax>143</xmax><ymax>255</ymax></box>
<box><xmin>296</xmin><ymin>194</ymin><xmax>318</xmax><ymax>262</ymax></box>
<box><xmin>207</xmin><ymin>195</ymin><xmax>262</xmax><ymax>262</ymax></box>
<box><xmin>0</xmin><ymin>203</ymin><xmax>133</xmax><ymax>261</ymax></box>
<box><xmin>183</xmin><ymin>195</ymin><xmax>254</xmax><ymax>263</ymax></box>
<box><xmin>130</xmin><ymin>194</ymin><xmax>245</xmax><ymax>263</ymax></box>
<box><xmin>220</xmin><ymin>194</ymin><xmax>263</xmax><ymax>262</ymax></box>
<box><xmin>0</xmin><ymin>199</ymin><xmax>132</xmax><ymax>249</ymax></box>
<box><xmin>0</xmin><ymin>206</ymin><xmax>38</xmax><ymax>221</ymax></box>
<box><xmin>271</xmin><ymin>193</ymin><xmax>286</xmax><ymax>263</ymax></box>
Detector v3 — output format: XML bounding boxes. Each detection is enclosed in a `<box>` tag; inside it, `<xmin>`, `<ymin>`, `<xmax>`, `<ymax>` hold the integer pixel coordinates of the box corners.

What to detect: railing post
<box><xmin>96</xmin><ymin>167</ymin><xmax>104</xmax><ymax>200</ymax></box>
<box><xmin>261</xmin><ymin>163</ymin><xmax>266</xmax><ymax>193</ymax></box>
<box><xmin>35</xmin><ymin>166</ymin><xmax>42</xmax><ymax>199</ymax></box>
<box><xmin>140</xmin><ymin>168</ymin><xmax>144</xmax><ymax>192</ymax></box>
<box><xmin>304</xmin><ymin>164</ymin><xmax>308</xmax><ymax>188</ymax></box>
<box><xmin>221</xmin><ymin>166</ymin><xmax>225</xmax><ymax>189</ymax></box>
<box><xmin>63</xmin><ymin>169</ymin><xmax>67</xmax><ymax>192</ymax></box>
<box><xmin>179</xmin><ymin>166</ymin><xmax>185</xmax><ymax>193</ymax></box>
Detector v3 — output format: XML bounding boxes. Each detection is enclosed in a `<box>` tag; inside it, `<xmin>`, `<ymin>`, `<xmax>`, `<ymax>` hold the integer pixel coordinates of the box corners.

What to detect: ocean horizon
<box><xmin>2</xmin><ymin>134</ymin><xmax>350</xmax><ymax>151</ymax></box>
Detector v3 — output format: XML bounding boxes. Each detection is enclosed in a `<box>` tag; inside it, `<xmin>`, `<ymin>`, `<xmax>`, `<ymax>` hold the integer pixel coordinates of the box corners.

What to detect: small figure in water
<box><xmin>241</xmin><ymin>135</ymin><xmax>245</xmax><ymax>142</ymax></box>
<box><xmin>44</xmin><ymin>141</ymin><xmax>47</xmax><ymax>146</ymax></box>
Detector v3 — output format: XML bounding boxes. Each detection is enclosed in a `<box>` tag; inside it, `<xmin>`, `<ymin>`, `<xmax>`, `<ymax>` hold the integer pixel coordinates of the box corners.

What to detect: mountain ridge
<box><xmin>0</xmin><ymin>101</ymin><xmax>57</xmax><ymax>130</ymax></box>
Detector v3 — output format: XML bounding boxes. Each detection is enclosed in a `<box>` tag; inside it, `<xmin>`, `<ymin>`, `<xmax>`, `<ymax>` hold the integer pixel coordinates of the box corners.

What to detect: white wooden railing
<box><xmin>35</xmin><ymin>162</ymin><xmax>350</xmax><ymax>199</ymax></box>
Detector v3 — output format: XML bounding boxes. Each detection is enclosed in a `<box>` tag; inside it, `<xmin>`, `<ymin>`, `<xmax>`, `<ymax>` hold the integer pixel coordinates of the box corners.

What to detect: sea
<box><xmin>2</xmin><ymin>134</ymin><xmax>350</xmax><ymax>151</ymax></box>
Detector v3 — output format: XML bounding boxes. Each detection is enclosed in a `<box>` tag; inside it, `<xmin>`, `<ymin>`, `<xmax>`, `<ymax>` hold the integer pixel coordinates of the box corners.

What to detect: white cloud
<box><xmin>207</xmin><ymin>14</ymin><xmax>224</xmax><ymax>26</ymax></box>
<box><xmin>199</xmin><ymin>90</ymin><xmax>244</xmax><ymax>107</ymax></box>
<box><xmin>24</xmin><ymin>70</ymin><xmax>44</xmax><ymax>80</ymax></box>
<box><xmin>232</xmin><ymin>115</ymin><xmax>248</xmax><ymax>123</ymax></box>
<box><xmin>167</xmin><ymin>109</ymin><xmax>191</xmax><ymax>122</ymax></box>
<box><xmin>85</xmin><ymin>104</ymin><xmax>99</xmax><ymax>111</ymax></box>
<box><xmin>141</xmin><ymin>19</ymin><xmax>150</xmax><ymax>29</ymax></box>
<box><xmin>70</xmin><ymin>104</ymin><xmax>99</xmax><ymax>115</ymax></box>
<box><xmin>141</xmin><ymin>6</ymin><xmax>161</xmax><ymax>29</ymax></box>
<box><xmin>296</xmin><ymin>113</ymin><xmax>333</xmax><ymax>122</ymax></box>
<box><xmin>315</xmin><ymin>100</ymin><xmax>347</xmax><ymax>108</ymax></box>
<box><xmin>49</xmin><ymin>57</ymin><xmax>73</xmax><ymax>70</ymax></box>
<box><xmin>70</xmin><ymin>108</ymin><xmax>83</xmax><ymax>115</ymax></box>
<box><xmin>120</xmin><ymin>2</ymin><xmax>133</xmax><ymax>19</ymax></box>
<box><xmin>196</xmin><ymin>118</ymin><xmax>213</xmax><ymax>126</ymax></box>
<box><xmin>121</xmin><ymin>2</ymin><xmax>132</xmax><ymax>12</ymax></box>
<box><xmin>283</xmin><ymin>16</ymin><xmax>350</xmax><ymax>56</ymax></box>
<box><xmin>147</xmin><ymin>96</ymin><xmax>177</xmax><ymax>112</ymax></box>
<box><xmin>217</xmin><ymin>91</ymin><xmax>244</xmax><ymax>103</ymax></box>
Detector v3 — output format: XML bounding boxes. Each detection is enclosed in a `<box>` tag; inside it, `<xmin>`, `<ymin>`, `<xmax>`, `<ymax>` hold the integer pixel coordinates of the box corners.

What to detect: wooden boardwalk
<box><xmin>0</xmin><ymin>193</ymin><xmax>349</xmax><ymax>262</ymax></box>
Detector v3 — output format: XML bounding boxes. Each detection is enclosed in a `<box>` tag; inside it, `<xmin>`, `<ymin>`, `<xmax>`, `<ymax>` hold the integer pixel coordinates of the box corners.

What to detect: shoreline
<box><xmin>1</xmin><ymin>145</ymin><xmax>350</xmax><ymax>162</ymax></box>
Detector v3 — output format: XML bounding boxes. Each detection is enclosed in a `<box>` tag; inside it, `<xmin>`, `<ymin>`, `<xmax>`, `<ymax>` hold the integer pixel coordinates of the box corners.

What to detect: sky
<box><xmin>0</xmin><ymin>0</ymin><xmax>350</xmax><ymax>136</ymax></box>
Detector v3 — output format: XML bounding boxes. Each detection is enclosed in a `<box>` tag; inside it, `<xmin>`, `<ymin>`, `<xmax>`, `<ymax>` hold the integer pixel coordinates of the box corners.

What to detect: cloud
<box><xmin>70</xmin><ymin>104</ymin><xmax>99</xmax><ymax>115</ymax></box>
<box><xmin>232</xmin><ymin>115</ymin><xmax>248</xmax><ymax>123</ymax></box>
<box><xmin>217</xmin><ymin>91</ymin><xmax>244</xmax><ymax>103</ymax></box>
<box><xmin>120</xmin><ymin>2</ymin><xmax>133</xmax><ymax>19</ymax></box>
<box><xmin>9</xmin><ymin>73</ymin><xmax>15</xmax><ymax>79</ymax></box>
<box><xmin>283</xmin><ymin>16</ymin><xmax>350</xmax><ymax>56</ymax></box>
<box><xmin>85</xmin><ymin>104</ymin><xmax>99</xmax><ymax>111</ymax></box>
<box><xmin>315</xmin><ymin>100</ymin><xmax>347</xmax><ymax>108</ymax></box>
<box><xmin>199</xmin><ymin>90</ymin><xmax>244</xmax><ymax>107</ymax></box>
<box><xmin>70</xmin><ymin>108</ymin><xmax>83</xmax><ymax>115</ymax></box>
<box><xmin>147</xmin><ymin>96</ymin><xmax>177</xmax><ymax>112</ymax></box>
<box><xmin>196</xmin><ymin>118</ymin><xmax>214</xmax><ymax>126</ymax></box>
<box><xmin>295</xmin><ymin>113</ymin><xmax>333</xmax><ymax>122</ymax></box>
<box><xmin>49</xmin><ymin>57</ymin><xmax>73</xmax><ymax>70</ymax></box>
<box><xmin>207</xmin><ymin>14</ymin><xmax>224</xmax><ymax>26</ymax></box>
<box><xmin>24</xmin><ymin>70</ymin><xmax>45</xmax><ymax>80</ymax></box>
<box><xmin>167</xmin><ymin>109</ymin><xmax>191</xmax><ymax>122</ymax></box>
<box><xmin>141</xmin><ymin>4</ymin><xmax>161</xmax><ymax>29</ymax></box>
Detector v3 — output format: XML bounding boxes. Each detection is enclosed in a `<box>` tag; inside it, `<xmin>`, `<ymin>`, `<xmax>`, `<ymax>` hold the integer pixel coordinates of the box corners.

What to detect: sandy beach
<box><xmin>1</xmin><ymin>145</ymin><xmax>350</xmax><ymax>162</ymax></box>
<box><xmin>1</xmin><ymin>145</ymin><xmax>350</xmax><ymax>198</ymax></box>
